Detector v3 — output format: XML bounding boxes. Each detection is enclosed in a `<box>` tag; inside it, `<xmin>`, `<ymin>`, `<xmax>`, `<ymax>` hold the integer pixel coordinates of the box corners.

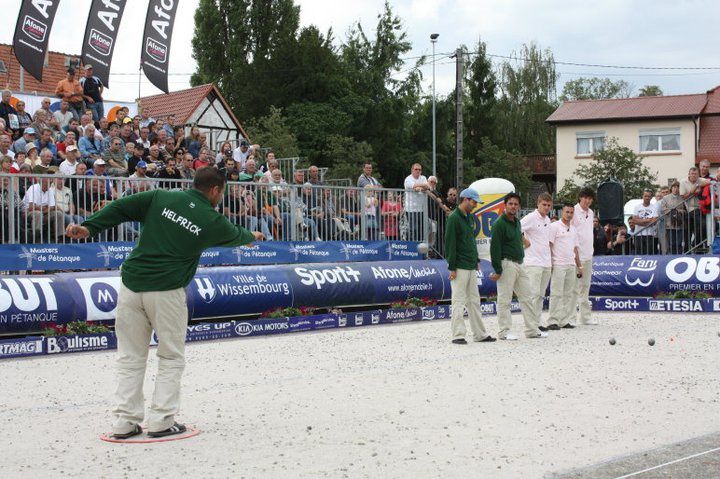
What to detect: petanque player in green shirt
<box><xmin>445</xmin><ymin>188</ymin><xmax>496</xmax><ymax>344</ymax></box>
<box><xmin>489</xmin><ymin>192</ymin><xmax>547</xmax><ymax>340</ymax></box>
<box><xmin>65</xmin><ymin>167</ymin><xmax>263</xmax><ymax>439</ymax></box>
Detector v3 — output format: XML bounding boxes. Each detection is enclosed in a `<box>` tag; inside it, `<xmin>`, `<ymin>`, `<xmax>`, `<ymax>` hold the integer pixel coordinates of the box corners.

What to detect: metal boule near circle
<box><xmin>609</xmin><ymin>338</ymin><xmax>616</xmax><ymax>345</ymax></box>
<box><xmin>648</xmin><ymin>338</ymin><xmax>655</xmax><ymax>346</ymax></box>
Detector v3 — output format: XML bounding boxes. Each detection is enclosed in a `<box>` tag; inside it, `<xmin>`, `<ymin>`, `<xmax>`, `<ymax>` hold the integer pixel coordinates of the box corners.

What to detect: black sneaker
<box><xmin>476</xmin><ymin>336</ymin><xmax>497</xmax><ymax>342</ymax></box>
<box><xmin>111</xmin><ymin>424</ymin><xmax>142</xmax><ymax>440</ymax></box>
<box><xmin>451</xmin><ymin>338</ymin><xmax>468</xmax><ymax>345</ymax></box>
<box><xmin>561</xmin><ymin>324</ymin><xmax>576</xmax><ymax>329</ymax></box>
<box><xmin>147</xmin><ymin>422</ymin><xmax>187</xmax><ymax>438</ymax></box>
<box><xmin>547</xmin><ymin>324</ymin><xmax>561</xmax><ymax>331</ymax></box>
<box><xmin>538</xmin><ymin>326</ymin><xmax>549</xmax><ymax>332</ymax></box>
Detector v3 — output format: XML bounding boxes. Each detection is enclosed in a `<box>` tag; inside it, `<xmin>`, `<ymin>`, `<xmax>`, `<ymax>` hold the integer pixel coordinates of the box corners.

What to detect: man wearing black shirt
<box><xmin>126</xmin><ymin>144</ymin><xmax>146</xmax><ymax>174</ymax></box>
<box><xmin>79</xmin><ymin>65</ymin><xmax>104</xmax><ymax>122</ymax></box>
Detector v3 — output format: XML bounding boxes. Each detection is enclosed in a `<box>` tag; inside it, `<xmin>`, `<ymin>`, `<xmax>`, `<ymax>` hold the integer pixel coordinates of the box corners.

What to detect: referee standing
<box><xmin>445</xmin><ymin>188</ymin><xmax>495</xmax><ymax>344</ymax></box>
<box><xmin>489</xmin><ymin>193</ymin><xmax>547</xmax><ymax>340</ymax></box>
<box><xmin>66</xmin><ymin>168</ymin><xmax>263</xmax><ymax>439</ymax></box>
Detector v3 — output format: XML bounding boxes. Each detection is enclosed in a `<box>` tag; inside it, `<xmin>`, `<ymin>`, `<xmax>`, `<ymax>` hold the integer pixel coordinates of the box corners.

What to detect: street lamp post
<box><xmin>430</xmin><ymin>33</ymin><xmax>439</xmax><ymax>178</ymax></box>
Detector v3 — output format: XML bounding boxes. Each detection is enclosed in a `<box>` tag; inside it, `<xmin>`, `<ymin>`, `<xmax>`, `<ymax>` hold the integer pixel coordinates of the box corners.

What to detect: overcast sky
<box><xmin>3</xmin><ymin>0</ymin><xmax>719</xmax><ymax>103</ymax></box>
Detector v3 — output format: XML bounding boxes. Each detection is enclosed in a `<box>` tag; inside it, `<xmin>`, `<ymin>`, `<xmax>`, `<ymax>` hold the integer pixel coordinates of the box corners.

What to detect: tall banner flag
<box><xmin>12</xmin><ymin>0</ymin><xmax>62</xmax><ymax>81</ymax></box>
<box><xmin>81</xmin><ymin>0</ymin><xmax>127</xmax><ymax>88</ymax></box>
<box><xmin>141</xmin><ymin>0</ymin><xmax>179</xmax><ymax>94</ymax></box>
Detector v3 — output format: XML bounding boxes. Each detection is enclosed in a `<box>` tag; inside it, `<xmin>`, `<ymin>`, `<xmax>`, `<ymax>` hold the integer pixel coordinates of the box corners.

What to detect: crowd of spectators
<box><xmin>588</xmin><ymin>160</ymin><xmax>718</xmax><ymax>256</ymax></box>
<box><xmin>1</xmin><ymin>72</ymin><xmax>462</xmax><ymax>247</ymax></box>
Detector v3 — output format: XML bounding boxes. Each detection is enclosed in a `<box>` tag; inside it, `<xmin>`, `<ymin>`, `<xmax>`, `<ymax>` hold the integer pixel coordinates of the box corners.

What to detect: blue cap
<box><xmin>136</xmin><ymin>160</ymin><xmax>148</xmax><ymax>168</ymax></box>
<box><xmin>459</xmin><ymin>188</ymin><xmax>483</xmax><ymax>203</ymax></box>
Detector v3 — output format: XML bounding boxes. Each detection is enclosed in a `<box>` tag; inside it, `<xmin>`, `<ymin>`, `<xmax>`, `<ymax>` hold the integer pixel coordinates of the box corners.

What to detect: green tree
<box><xmin>474</xmin><ymin>139</ymin><xmax>532</xmax><ymax>198</ymax></box>
<box><xmin>191</xmin><ymin>0</ymin><xmax>301</xmax><ymax>119</ymax></box>
<box><xmin>559</xmin><ymin>77</ymin><xmax>633</xmax><ymax>101</ymax></box>
<box><xmin>321</xmin><ymin>135</ymin><xmax>374</xmax><ymax>181</ymax></box>
<box><xmin>495</xmin><ymin>43</ymin><xmax>558</xmax><ymax>155</ymax></box>
<box><xmin>464</xmin><ymin>39</ymin><xmax>498</xmax><ymax>160</ymax></box>
<box><xmin>340</xmin><ymin>1</ymin><xmax>423</xmax><ymax>187</ymax></box>
<box><xmin>557</xmin><ymin>137</ymin><xmax>658</xmax><ymax>203</ymax></box>
<box><xmin>639</xmin><ymin>85</ymin><xmax>663</xmax><ymax>97</ymax></box>
<box><xmin>244</xmin><ymin>107</ymin><xmax>299</xmax><ymax>158</ymax></box>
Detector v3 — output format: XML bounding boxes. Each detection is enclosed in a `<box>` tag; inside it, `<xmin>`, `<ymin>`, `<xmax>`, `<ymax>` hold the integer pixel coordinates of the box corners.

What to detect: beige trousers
<box><xmin>524</xmin><ymin>266</ymin><xmax>551</xmax><ymax>328</ymax></box>
<box><xmin>571</xmin><ymin>259</ymin><xmax>593</xmax><ymax>324</ymax></box>
<box><xmin>548</xmin><ymin>265</ymin><xmax>577</xmax><ymax>327</ymax></box>
<box><xmin>450</xmin><ymin>268</ymin><xmax>488</xmax><ymax>340</ymax></box>
<box><xmin>496</xmin><ymin>260</ymin><xmax>540</xmax><ymax>338</ymax></box>
<box><xmin>112</xmin><ymin>283</ymin><xmax>188</xmax><ymax>435</ymax></box>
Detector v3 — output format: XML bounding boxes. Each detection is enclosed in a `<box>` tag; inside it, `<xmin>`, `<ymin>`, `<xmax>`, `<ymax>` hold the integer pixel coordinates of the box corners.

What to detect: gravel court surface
<box><xmin>1</xmin><ymin>312</ymin><xmax>718</xmax><ymax>479</ymax></box>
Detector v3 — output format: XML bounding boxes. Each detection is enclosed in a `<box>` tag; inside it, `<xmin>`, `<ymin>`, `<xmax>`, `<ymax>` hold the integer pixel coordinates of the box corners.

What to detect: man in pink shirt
<box><xmin>520</xmin><ymin>192</ymin><xmax>553</xmax><ymax>331</ymax></box>
<box><xmin>548</xmin><ymin>204</ymin><xmax>583</xmax><ymax>328</ymax></box>
<box><xmin>571</xmin><ymin>187</ymin><xmax>597</xmax><ymax>325</ymax></box>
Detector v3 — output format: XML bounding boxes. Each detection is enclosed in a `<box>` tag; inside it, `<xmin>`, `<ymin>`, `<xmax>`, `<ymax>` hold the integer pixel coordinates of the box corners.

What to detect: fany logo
<box><xmin>624</xmin><ymin>258</ymin><xmax>658</xmax><ymax>287</ymax></box>
<box><xmin>194</xmin><ymin>277</ymin><xmax>216</xmax><ymax>303</ymax></box>
<box><xmin>422</xmin><ymin>308</ymin><xmax>436</xmax><ymax>320</ymax></box>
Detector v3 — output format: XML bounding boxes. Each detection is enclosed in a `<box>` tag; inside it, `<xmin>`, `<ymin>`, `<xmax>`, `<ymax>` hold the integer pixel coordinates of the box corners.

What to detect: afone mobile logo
<box><xmin>194</xmin><ymin>277</ymin><xmax>216</xmax><ymax>303</ymax></box>
<box><xmin>146</xmin><ymin>37</ymin><xmax>167</xmax><ymax>63</ymax></box>
<box><xmin>89</xmin><ymin>29</ymin><xmax>113</xmax><ymax>56</ymax></box>
<box><xmin>22</xmin><ymin>15</ymin><xmax>48</xmax><ymax>42</ymax></box>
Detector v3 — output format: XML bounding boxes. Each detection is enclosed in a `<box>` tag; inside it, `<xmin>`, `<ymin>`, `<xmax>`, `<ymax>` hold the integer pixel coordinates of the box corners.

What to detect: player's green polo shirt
<box><xmin>82</xmin><ymin>188</ymin><xmax>255</xmax><ymax>292</ymax></box>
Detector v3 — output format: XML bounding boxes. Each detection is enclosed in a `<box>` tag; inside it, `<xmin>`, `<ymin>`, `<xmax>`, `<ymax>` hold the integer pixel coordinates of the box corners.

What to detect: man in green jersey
<box><xmin>489</xmin><ymin>193</ymin><xmax>547</xmax><ymax>340</ymax></box>
<box><xmin>445</xmin><ymin>188</ymin><xmax>496</xmax><ymax>344</ymax></box>
<box><xmin>66</xmin><ymin>167</ymin><xmax>263</xmax><ymax>439</ymax></box>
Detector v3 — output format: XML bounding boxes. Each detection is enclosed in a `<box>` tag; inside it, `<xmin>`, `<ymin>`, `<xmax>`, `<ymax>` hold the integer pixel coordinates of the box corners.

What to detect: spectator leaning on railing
<box><xmin>357</xmin><ymin>163</ymin><xmax>381</xmax><ymax>188</ymax></box>
<box><xmin>680</xmin><ymin>166</ymin><xmax>711</xmax><ymax>252</ymax></box>
<box><xmin>631</xmin><ymin>188</ymin><xmax>659</xmax><ymax>254</ymax></box>
<box><xmin>661</xmin><ymin>181</ymin><xmax>686</xmax><ymax>255</ymax></box>
<box><xmin>23</xmin><ymin>175</ymin><xmax>66</xmax><ymax>241</ymax></box>
<box><xmin>404</xmin><ymin>163</ymin><xmax>429</xmax><ymax>241</ymax></box>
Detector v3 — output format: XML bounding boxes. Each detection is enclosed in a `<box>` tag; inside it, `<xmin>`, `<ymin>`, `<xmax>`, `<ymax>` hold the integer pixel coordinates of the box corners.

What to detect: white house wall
<box><xmin>556</xmin><ymin>119</ymin><xmax>697</xmax><ymax>191</ymax></box>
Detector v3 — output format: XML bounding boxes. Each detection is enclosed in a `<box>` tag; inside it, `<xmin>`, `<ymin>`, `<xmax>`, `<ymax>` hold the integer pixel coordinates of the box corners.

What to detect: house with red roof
<box><xmin>547</xmin><ymin>86</ymin><xmax>720</xmax><ymax>189</ymax></box>
<box><xmin>138</xmin><ymin>83</ymin><xmax>249</xmax><ymax>151</ymax></box>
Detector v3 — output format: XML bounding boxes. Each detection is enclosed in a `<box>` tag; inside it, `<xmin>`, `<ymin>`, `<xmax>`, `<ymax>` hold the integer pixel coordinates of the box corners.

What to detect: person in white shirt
<box><xmin>53</xmin><ymin>101</ymin><xmax>75</xmax><ymax>130</ymax></box>
<box><xmin>632</xmin><ymin>188</ymin><xmax>659</xmax><ymax>255</ymax></box>
<box><xmin>520</xmin><ymin>192</ymin><xmax>553</xmax><ymax>331</ymax></box>
<box><xmin>23</xmin><ymin>176</ymin><xmax>65</xmax><ymax>240</ymax></box>
<box><xmin>570</xmin><ymin>187</ymin><xmax>597</xmax><ymax>325</ymax></box>
<box><xmin>52</xmin><ymin>176</ymin><xmax>83</xmax><ymax>224</ymax></box>
<box><xmin>548</xmin><ymin>204</ymin><xmax>583</xmax><ymax>328</ymax></box>
<box><xmin>232</xmin><ymin>140</ymin><xmax>258</xmax><ymax>169</ymax></box>
<box><xmin>59</xmin><ymin>145</ymin><xmax>80</xmax><ymax>176</ymax></box>
<box><xmin>403</xmin><ymin>163</ymin><xmax>429</xmax><ymax>241</ymax></box>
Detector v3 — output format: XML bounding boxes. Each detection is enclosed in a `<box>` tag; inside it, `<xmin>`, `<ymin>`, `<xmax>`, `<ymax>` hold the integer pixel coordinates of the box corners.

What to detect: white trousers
<box><xmin>548</xmin><ymin>265</ymin><xmax>577</xmax><ymax>327</ymax></box>
<box><xmin>496</xmin><ymin>260</ymin><xmax>540</xmax><ymax>338</ymax></box>
<box><xmin>112</xmin><ymin>283</ymin><xmax>188</xmax><ymax>434</ymax></box>
<box><xmin>571</xmin><ymin>259</ymin><xmax>593</xmax><ymax>324</ymax></box>
<box><xmin>524</xmin><ymin>266</ymin><xmax>551</xmax><ymax>328</ymax></box>
<box><xmin>450</xmin><ymin>268</ymin><xmax>488</xmax><ymax>340</ymax></box>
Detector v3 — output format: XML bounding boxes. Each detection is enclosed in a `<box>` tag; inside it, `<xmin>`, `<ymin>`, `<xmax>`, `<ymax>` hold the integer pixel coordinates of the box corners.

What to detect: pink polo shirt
<box><xmin>572</xmin><ymin>204</ymin><xmax>594</xmax><ymax>261</ymax></box>
<box><xmin>520</xmin><ymin>209</ymin><xmax>552</xmax><ymax>268</ymax></box>
<box><xmin>549</xmin><ymin>220</ymin><xmax>579</xmax><ymax>266</ymax></box>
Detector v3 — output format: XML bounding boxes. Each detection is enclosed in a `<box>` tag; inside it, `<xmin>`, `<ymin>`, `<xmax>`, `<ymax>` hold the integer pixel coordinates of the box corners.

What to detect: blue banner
<box><xmin>0</xmin><ymin>241</ymin><xmax>422</xmax><ymax>271</ymax></box>
<box><xmin>3</xmin><ymin>255</ymin><xmax>720</xmax><ymax>335</ymax></box>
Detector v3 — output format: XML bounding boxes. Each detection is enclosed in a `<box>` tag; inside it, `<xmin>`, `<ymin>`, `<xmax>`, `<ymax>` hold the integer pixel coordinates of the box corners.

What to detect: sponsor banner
<box><xmin>12</xmin><ymin>0</ymin><xmax>61</xmax><ymax>81</ymax></box>
<box><xmin>0</xmin><ymin>336</ymin><xmax>44</xmax><ymax>359</ymax></box>
<box><xmin>592</xmin><ymin>297</ymin><xmax>718</xmax><ymax>313</ymax></box>
<box><xmin>81</xmin><ymin>0</ymin><xmax>127</xmax><ymax>86</ymax></box>
<box><xmin>141</xmin><ymin>0</ymin><xmax>179</xmax><ymax>93</ymax></box>
<box><xmin>45</xmin><ymin>332</ymin><xmax>116</xmax><ymax>354</ymax></box>
<box><xmin>185</xmin><ymin>320</ymin><xmax>236</xmax><ymax>342</ymax></box>
<box><xmin>0</xmin><ymin>241</ymin><xmax>422</xmax><ymax>271</ymax></box>
<box><xmin>0</xmin><ymin>276</ymin><xmax>71</xmax><ymax>333</ymax></box>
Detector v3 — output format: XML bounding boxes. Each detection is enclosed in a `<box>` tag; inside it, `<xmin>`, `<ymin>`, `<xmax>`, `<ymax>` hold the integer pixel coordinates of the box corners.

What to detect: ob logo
<box><xmin>235</xmin><ymin>322</ymin><xmax>253</xmax><ymax>336</ymax></box>
<box><xmin>194</xmin><ymin>277</ymin><xmax>216</xmax><ymax>303</ymax></box>
<box><xmin>90</xmin><ymin>283</ymin><xmax>117</xmax><ymax>313</ymax></box>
